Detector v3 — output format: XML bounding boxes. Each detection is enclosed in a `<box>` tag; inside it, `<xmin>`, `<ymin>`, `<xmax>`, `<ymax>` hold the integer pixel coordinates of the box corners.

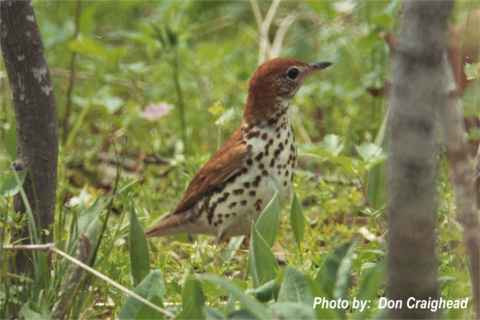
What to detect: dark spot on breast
<box><xmin>229</xmin><ymin>202</ymin><xmax>237</xmax><ymax>209</ymax></box>
<box><xmin>243</xmin><ymin>182</ymin><xmax>250</xmax><ymax>188</ymax></box>
<box><xmin>233</xmin><ymin>188</ymin><xmax>244</xmax><ymax>195</ymax></box>
<box><xmin>283</xmin><ymin>181</ymin><xmax>288</xmax><ymax>186</ymax></box>
<box><xmin>285</xmin><ymin>170</ymin><xmax>289</xmax><ymax>177</ymax></box>
<box><xmin>227</xmin><ymin>172</ymin><xmax>241</xmax><ymax>184</ymax></box>
<box><xmin>255</xmin><ymin>152</ymin><xmax>264</xmax><ymax>161</ymax></box>
<box><xmin>259</xmin><ymin>163</ymin><xmax>265</xmax><ymax>170</ymax></box>
<box><xmin>249</xmin><ymin>190</ymin><xmax>256</xmax><ymax>197</ymax></box>
<box><xmin>246</xmin><ymin>158</ymin><xmax>253</xmax><ymax>166</ymax></box>
<box><xmin>241</xmin><ymin>200</ymin><xmax>247</xmax><ymax>206</ymax></box>
<box><xmin>207</xmin><ymin>201</ymin><xmax>217</xmax><ymax>225</ymax></box>
<box><xmin>253</xmin><ymin>175</ymin><xmax>262</xmax><ymax>187</ymax></box>
<box><xmin>270</xmin><ymin>158</ymin><xmax>276</xmax><ymax>167</ymax></box>
<box><xmin>225</xmin><ymin>213</ymin><xmax>230</xmax><ymax>218</ymax></box>
<box><xmin>247</xmin><ymin>130</ymin><xmax>260</xmax><ymax>139</ymax></box>
<box><xmin>262</xmin><ymin>170</ymin><xmax>268</xmax><ymax>176</ymax></box>
<box><xmin>268</xmin><ymin>117</ymin><xmax>278</xmax><ymax>126</ymax></box>
<box><xmin>261</xmin><ymin>132</ymin><xmax>268</xmax><ymax>140</ymax></box>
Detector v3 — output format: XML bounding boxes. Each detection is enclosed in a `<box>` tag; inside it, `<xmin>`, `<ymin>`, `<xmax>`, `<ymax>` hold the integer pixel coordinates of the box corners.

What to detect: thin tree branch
<box><xmin>271</xmin><ymin>13</ymin><xmax>296</xmax><ymax>58</ymax></box>
<box><xmin>249</xmin><ymin>0</ymin><xmax>263</xmax><ymax>30</ymax></box>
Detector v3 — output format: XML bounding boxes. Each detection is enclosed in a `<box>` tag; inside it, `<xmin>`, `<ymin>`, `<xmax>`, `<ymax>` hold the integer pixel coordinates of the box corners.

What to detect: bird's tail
<box><xmin>144</xmin><ymin>213</ymin><xmax>188</xmax><ymax>238</ymax></box>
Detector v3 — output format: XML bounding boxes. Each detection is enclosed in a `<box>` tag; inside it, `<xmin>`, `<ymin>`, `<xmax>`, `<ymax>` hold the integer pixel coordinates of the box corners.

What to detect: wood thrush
<box><xmin>145</xmin><ymin>58</ymin><xmax>331</xmax><ymax>241</ymax></box>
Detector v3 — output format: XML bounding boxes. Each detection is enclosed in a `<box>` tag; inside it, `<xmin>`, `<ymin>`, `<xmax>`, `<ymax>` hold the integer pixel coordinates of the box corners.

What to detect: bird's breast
<box><xmin>243</xmin><ymin>113</ymin><xmax>297</xmax><ymax>201</ymax></box>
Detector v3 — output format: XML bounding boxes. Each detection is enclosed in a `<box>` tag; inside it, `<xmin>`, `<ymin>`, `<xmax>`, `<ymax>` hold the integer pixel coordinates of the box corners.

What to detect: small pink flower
<box><xmin>141</xmin><ymin>103</ymin><xmax>173</xmax><ymax>121</ymax></box>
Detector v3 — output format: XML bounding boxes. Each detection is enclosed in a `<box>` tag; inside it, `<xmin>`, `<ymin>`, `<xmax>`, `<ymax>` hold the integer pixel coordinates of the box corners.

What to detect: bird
<box><xmin>145</xmin><ymin>57</ymin><xmax>331</xmax><ymax>242</ymax></box>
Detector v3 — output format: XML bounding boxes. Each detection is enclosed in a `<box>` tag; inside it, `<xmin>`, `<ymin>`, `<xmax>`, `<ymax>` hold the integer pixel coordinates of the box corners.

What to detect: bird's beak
<box><xmin>301</xmin><ymin>61</ymin><xmax>332</xmax><ymax>79</ymax></box>
<box><xmin>310</xmin><ymin>61</ymin><xmax>333</xmax><ymax>70</ymax></box>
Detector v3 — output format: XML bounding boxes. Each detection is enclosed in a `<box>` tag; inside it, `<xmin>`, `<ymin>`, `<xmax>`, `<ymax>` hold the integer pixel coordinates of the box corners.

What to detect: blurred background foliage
<box><xmin>0</xmin><ymin>0</ymin><xmax>478</xmax><ymax>318</ymax></box>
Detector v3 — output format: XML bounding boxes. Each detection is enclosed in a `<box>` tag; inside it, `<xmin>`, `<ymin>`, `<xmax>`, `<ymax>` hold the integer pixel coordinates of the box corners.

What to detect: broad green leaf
<box><xmin>270</xmin><ymin>302</ymin><xmax>315</xmax><ymax>320</ymax></box>
<box><xmin>77</xmin><ymin>198</ymin><xmax>107</xmax><ymax>235</ymax></box>
<box><xmin>353</xmin><ymin>261</ymin><xmax>385</xmax><ymax>320</ymax></box>
<box><xmin>367</xmin><ymin>110</ymin><xmax>388</xmax><ymax>210</ymax></box>
<box><xmin>319</xmin><ymin>134</ymin><xmax>343</xmax><ymax>156</ymax></box>
<box><xmin>333</xmin><ymin>242</ymin><xmax>356</xmax><ymax>300</ymax></box>
<box><xmin>366</xmin><ymin>162</ymin><xmax>386</xmax><ymax>210</ymax></box>
<box><xmin>355</xmin><ymin>143</ymin><xmax>385</xmax><ymax>164</ymax></box>
<box><xmin>198</xmin><ymin>274</ymin><xmax>270</xmax><ymax>319</ymax></box>
<box><xmin>247</xmin><ymin>279</ymin><xmax>280</xmax><ymax>302</ymax></box>
<box><xmin>290</xmin><ymin>194</ymin><xmax>305</xmax><ymax>248</ymax></box>
<box><xmin>248</xmin><ymin>224</ymin><xmax>278</xmax><ymax>287</ymax></box>
<box><xmin>20</xmin><ymin>303</ymin><xmax>48</xmax><ymax>320</ymax></box>
<box><xmin>76</xmin><ymin>198</ymin><xmax>106</xmax><ymax>255</ymax></box>
<box><xmin>221</xmin><ymin>236</ymin><xmax>245</xmax><ymax>263</ymax></box>
<box><xmin>3</xmin><ymin>124</ymin><xmax>16</xmax><ymax>159</ymax></box>
<box><xmin>178</xmin><ymin>277</ymin><xmax>205</xmax><ymax>320</ymax></box>
<box><xmin>278</xmin><ymin>267</ymin><xmax>313</xmax><ymax>305</ymax></box>
<box><xmin>315</xmin><ymin>242</ymin><xmax>355</xmax><ymax>300</ymax></box>
<box><xmin>129</xmin><ymin>206</ymin><xmax>150</xmax><ymax>285</ymax></box>
<box><xmin>0</xmin><ymin>171</ymin><xmax>25</xmax><ymax>197</ymax></box>
<box><xmin>119</xmin><ymin>270</ymin><xmax>165</xmax><ymax>320</ymax></box>
<box><xmin>310</xmin><ymin>279</ymin><xmax>342</xmax><ymax>320</ymax></box>
<box><xmin>254</xmin><ymin>192</ymin><xmax>280</xmax><ymax>247</ymax></box>
<box><xmin>227</xmin><ymin>309</ymin><xmax>257</xmax><ymax>319</ymax></box>
<box><xmin>205</xmin><ymin>307</ymin><xmax>226</xmax><ymax>320</ymax></box>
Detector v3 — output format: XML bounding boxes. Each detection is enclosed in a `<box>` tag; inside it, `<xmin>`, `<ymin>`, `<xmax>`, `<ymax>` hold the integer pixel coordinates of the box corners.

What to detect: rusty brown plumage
<box><xmin>145</xmin><ymin>128</ymin><xmax>249</xmax><ymax>237</ymax></box>
<box><xmin>145</xmin><ymin>57</ymin><xmax>331</xmax><ymax>239</ymax></box>
<box><xmin>244</xmin><ymin>58</ymin><xmax>308</xmax><ymax>125</ymax></box>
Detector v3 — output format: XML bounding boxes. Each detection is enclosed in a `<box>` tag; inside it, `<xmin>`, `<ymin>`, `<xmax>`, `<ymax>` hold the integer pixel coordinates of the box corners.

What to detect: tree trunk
<box><xmin>387</xmin><ymin>1</ymin><xmax>453</xmax><ymax>319</ymax></box>
<box><xmin>0</xmin><ymin>0</ymin><xmax>58</xmax><ymax>273</ymax></box>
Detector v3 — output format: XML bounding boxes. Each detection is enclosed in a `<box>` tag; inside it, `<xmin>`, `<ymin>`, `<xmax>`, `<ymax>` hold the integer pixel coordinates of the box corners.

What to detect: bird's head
<box><xmin>244</xmin><ymin>57</ymin><xmax>331</xmax><ymax>125</ymax></box>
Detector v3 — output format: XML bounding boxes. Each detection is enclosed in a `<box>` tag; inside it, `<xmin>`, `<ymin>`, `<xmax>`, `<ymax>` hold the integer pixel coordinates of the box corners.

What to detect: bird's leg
<box><xmin>241</xmin><ymin>233</ymin><xmax>251</xmax><ymax>249</ymax></box>
<box><xmin>215</xmin><ymin>231</ymin><xmax>230</xmax><ymax>244</ymax></box>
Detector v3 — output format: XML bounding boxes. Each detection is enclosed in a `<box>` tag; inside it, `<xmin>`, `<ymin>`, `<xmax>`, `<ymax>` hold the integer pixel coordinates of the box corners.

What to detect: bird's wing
<box><xmin>172</xmin><ymin>128</ymin><xmax>249</xmax><ymax>214</ymax></box>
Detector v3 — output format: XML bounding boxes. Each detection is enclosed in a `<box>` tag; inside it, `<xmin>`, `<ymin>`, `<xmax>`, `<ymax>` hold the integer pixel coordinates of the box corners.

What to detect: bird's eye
<box><xmin>286</xmin><ymin>67</ymin><xmax>300</xmax><ymax>80</ymax></box>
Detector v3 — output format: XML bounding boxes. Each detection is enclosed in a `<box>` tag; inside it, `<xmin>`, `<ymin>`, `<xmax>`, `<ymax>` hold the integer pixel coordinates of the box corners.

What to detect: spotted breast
<box><xmin>144</xmin><ymin>57</ymin><xmax>331</xmax><ymax>241</ymax></box>
<box><xmin>191</xmin><ymin>104</ymin><xmax>296</xmax><ymax>240</ymax></box>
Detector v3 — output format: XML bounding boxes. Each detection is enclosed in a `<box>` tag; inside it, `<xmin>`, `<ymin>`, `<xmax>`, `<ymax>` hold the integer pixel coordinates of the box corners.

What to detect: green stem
<box><xmin>172</xmin><ymin>49</ymin><xmax>188</xmax><ymax>154</ymax></box>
